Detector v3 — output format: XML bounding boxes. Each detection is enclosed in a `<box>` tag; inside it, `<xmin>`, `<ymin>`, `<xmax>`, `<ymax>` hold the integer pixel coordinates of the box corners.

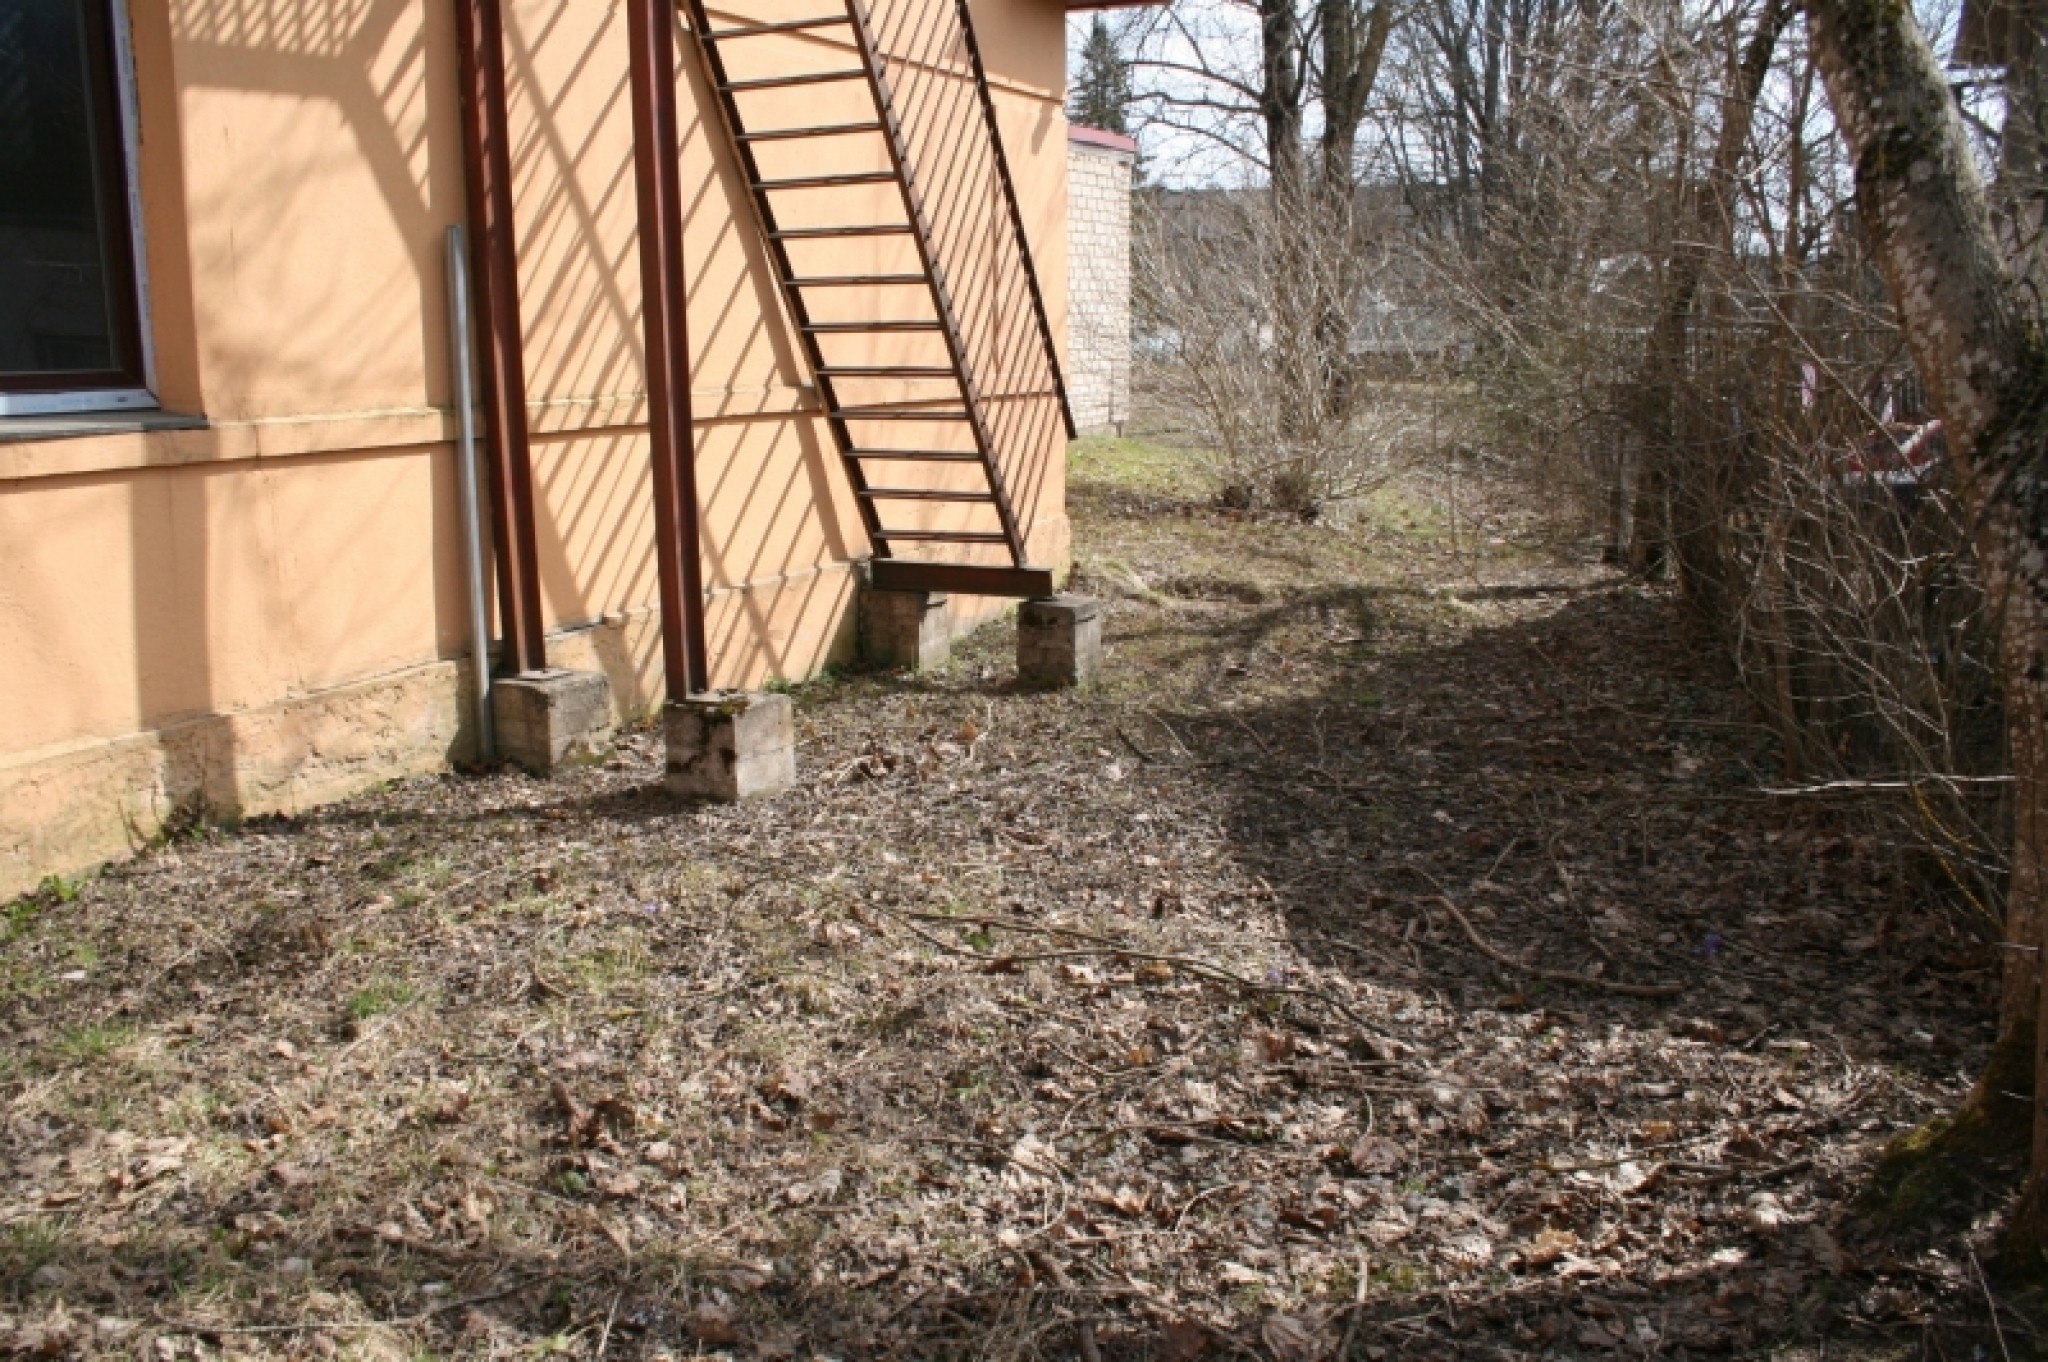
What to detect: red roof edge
<box><xmin>1068</xmin><ymin>125</ymin><xmax>1138</xmax><ymax>154</ymax></box>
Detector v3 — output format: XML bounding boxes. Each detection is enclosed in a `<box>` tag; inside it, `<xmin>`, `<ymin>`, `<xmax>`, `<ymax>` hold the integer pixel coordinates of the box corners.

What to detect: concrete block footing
<box><xmin>665</xmin><ymin>691</ymin><xmax>797</xmax><ymax>801</ymax></box>
<box><xmin>492</xmin><ymin>669</ymin><xmax>616</xmax><ymax>774</ymax></box>
<box><xmin>1017</xmin><ymin>595</ymin><xmax>1102</xmax><ymax>689</ymax></box>
<box><xmin>859</xmin><ymin>587</ymin><xmax>950</xmax><ymax>672</ymax></box>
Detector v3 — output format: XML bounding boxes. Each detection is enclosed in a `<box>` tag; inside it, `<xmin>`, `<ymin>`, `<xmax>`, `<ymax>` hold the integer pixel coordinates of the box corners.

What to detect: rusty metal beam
<box><xmin>625</xmin><ymin>0</ymin><xmax>711</xmax><ymax>697</ymax></box>
<box><xmin>868</xmin><ymin>561</ymin><xmax>1053</xmax><ymax>598</ymax></box>
<box><xmin>454</xmin><ymin>0</ymin><xmax>547</xmax><ymax>676</ymax></box>
<box><xmin>952</xmin><ymin>0</ymin><xmax>1077</xmax><ymax>439</ymax></box>
<box><xmin>844</xmin><ymin>0</ymin><xmax>1029</xmax><ymax>565</ymax></box>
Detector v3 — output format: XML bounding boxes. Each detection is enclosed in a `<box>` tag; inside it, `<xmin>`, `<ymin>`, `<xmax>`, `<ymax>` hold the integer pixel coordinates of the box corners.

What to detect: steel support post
<box><xmin>625</xmin><ymin>0</ymin><xmax>711</xmax><ymax>696</ymax></box>
<box><xmin>454</xmin><ymin>0</ymin><xmax>548</xmax><ymax>675</ymax></box>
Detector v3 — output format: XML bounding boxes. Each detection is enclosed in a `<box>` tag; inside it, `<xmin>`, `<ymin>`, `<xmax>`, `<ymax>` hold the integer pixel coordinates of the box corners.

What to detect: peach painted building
<box><xmin>0</xmin><ymin>0</ymin><xmax>1108</xmax><ymax>896</ymax></box>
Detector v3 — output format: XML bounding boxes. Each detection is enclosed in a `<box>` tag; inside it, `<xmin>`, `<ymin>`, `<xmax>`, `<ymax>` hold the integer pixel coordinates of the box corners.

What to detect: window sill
<box><xmin>0</xmin><ymin>410</ymin><xmax>209</xmax><ymax>445</ymax></box>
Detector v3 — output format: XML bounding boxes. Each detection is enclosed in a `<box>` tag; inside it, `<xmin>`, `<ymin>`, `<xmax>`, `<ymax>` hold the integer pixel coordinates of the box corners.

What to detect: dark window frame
<box><xmin>0</xmin><ymin>0</ymin><xmax>147</xmax><ymax>398</ymax></box>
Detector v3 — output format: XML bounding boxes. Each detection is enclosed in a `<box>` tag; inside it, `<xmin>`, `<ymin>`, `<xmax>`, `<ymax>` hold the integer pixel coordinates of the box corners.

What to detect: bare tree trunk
<box><xmin>1318</xmin><ymin>0</ymin><xmax>1394</xmax><ymax>187</ymax></box>
<box><xmin>1996</xmin><ymin>8</ymin><xmax>2048</xmax><ymax>297</ymax></box>
<box><xmin>1260</xmin><ymin>0</ymin><xmax>1305</xmax><ymax>191</ymax></box>
<box><xmin>1258</xmin><ymin>0</ymin><xmax>1317</xmax><ymax>447</ymax></box>
<box><xmin>1604</xmin><ymin>436</ymin><xmax>1639</xmax><ymax>564</ymax></box>
<box><xmin>1804</xmin><ymin>0</ymin><xmax>2048</xmax><ymax>1241</ymax></box>
<box><xmin>1639</xmin><ymin>0</ymin><xmax>1789</xmax><ymax>591</ymax></box>
<box><xmin>1313</xmin><ymin>0</ymin><xmax>1396</xmax><ymax>422</ymax></box>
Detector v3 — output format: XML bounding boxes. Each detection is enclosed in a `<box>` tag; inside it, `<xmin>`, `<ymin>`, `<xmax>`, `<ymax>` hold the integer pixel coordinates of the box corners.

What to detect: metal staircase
<box><xmin>682</xmin><ymin>0</ymin><xmax>1074</xmax><ymax>597</ymax></box>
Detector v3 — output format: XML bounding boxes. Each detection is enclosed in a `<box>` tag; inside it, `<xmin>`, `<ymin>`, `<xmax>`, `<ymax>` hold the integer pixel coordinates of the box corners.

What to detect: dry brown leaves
<box><xmin>0</xmin><ymin>461</ymin><xmax>2017</xmax><ymax>1359</ymax></box>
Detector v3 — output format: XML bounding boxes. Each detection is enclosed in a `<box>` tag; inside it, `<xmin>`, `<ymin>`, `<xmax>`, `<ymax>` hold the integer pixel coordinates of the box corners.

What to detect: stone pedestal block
<box><xmin>665</xmin><ymin>691</ymin><xmax>796</xmax><ymax>801</ymax></box>
<box><xmin>1017</xmin><ymin>596</ymin><xmax>1103</xmax><ymax>689</ymax></box>
<box><xmin>859</xmin><ymin>587</ymin><xmax>950</xmax><ymax>671</ymax></box>
<box><xmin>492</xmin><ymin>669</ymin><xmax>615</xmax><ymax>774</ymax></box>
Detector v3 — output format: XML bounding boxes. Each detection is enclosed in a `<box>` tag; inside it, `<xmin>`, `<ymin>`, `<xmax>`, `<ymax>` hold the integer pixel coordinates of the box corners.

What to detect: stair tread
<box><xmin>874</xmin><ymin>529</ymin><xmax>1010</xmax><ymax>543</ymax></box>
<box><xmin>836</xmin><ymin>406</ymin><xmax>971</xmax><ymax>419</ymax></box>
<box><xmin>790</xmin><ymin>274</ymin><xmax>928</xmax><ymax>287</ymax></box>
<box><xmin>703</xmin><ymin>16</ymin><xmax>851</xmax><ymax>39</ymax></box>
<box><xmin>843</xmin><ymin>449</ymin><xmax>984</xmax><ymax>460</ymax></box>
<box><xmin>772</xmin><ymin>225</ymin><xmax>913</xmax><ymax>239</ymax></box>
<box><xmin>737</xmin><ymin>122</ymin><xmax>886</xmax><ymax>142</ymax></box>
<box><xmin>802</xmin><ymin>320</ymin><xmax>943</xmax><ymax>331</ymax></box>
<box><xmin>857</xmin><ymin>488</ymin><xmax>997</xmax><ymax>501</ymax></box>
<box><xmin>758</xmin><ymin>171</ymin><xmax>897</xmax><ymax>190</ymax></box>
<box><xmin>815</xmin><ymin>364</ymin><xmax>955</xmax><ymax>375</ymax></box>
<box><xmin>722</xmin><ymin>70</ymin><xmax>867</xmax><ymax>91</ymax></box>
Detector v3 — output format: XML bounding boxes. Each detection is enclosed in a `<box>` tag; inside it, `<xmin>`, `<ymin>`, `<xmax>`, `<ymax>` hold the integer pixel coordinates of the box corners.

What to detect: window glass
<box><xmin>0</xmin><ymin>1</ymin><xmax>141</xmax><ymax>391</ymax></box>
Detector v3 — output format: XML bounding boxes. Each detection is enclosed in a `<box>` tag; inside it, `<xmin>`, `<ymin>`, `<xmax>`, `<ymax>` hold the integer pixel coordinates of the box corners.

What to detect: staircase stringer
<box><xmin>678</xmin><ymin>0</ymin><xmax>890</xmax><ymax>558</ymax></box>
<box><xmin>949</xmin><ymin>0</ymin><xmax>1077</xmax><ymax>439</ymax></box>
<box><xmin>842</xmin><ymin>0</ymin><xmax>1028</xmax><ymax>566</ymax></box>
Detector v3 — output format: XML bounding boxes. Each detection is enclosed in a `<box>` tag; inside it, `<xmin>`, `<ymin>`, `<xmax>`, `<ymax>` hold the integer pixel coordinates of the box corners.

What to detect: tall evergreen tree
<box><xmin>1069</xmin><ymin>17</ymin><xmax>1132</xmax><ymax>135</ymax></box>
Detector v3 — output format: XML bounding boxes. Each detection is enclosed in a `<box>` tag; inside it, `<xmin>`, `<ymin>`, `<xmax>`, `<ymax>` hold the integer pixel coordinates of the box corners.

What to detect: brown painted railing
<box><xmin>681</xmin><ymin>0</ymin><xmax>1071</xmax><ymax>594</ymax></box>
<box><xmin>855</xmin><ymin>0</ymin><xmax>1076</xmax><ymax>519</ymax></box>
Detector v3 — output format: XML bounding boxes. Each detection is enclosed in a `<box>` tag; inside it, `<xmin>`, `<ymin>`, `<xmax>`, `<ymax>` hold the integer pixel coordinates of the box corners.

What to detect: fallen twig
<box><xmin>594</xmin><ymin>1289</ymin><xmax>622</xmax><ymax>1362</ymax></box>
<box><xmin>1173</xmin><ymin>1179</ymin><xmax>1249</xmax><ymax>1231</ymax></box>
<box><xmin>1669</xmin><ymin>1155</ymin><xmax>1814</xmax><ymax>1187</ymax></box>
<box><xmin>528</xmin><ymin>959</ymin><xmax>569</xmax><ymax>999</ymax></box>
<box><xmin>1426</xmin><ymin>895</ymin><xmax>1685</xmax><ymax>999</ymax></box>
<box><xmin>1762</xmin><ymin>775</ymin><xmax>2013</xmax><ymax>797</ymax></box>
<box><xmin>1115</xmin><ymin>725</ymin><xmax>1163</xmax><ymax>763</ymax></box>
<box><xmin>877</xmin><ymin>907</ymin><xmax>1409</xmax><ymax>1053</ymax></box>
<box><xmin>1137</xmin><ymin>707</ymin><xmax>1195</xmax><ymax>758</ymax></box>
<box><xmin>157</xmin><ymin>1276</ymin><xmax>542</xmax><ymax>1336</ymax></box>
<box><xmin>1338</xmin><ymin>1251</ymin><xmax>1370</xmax><ymax>1361</ymax></box>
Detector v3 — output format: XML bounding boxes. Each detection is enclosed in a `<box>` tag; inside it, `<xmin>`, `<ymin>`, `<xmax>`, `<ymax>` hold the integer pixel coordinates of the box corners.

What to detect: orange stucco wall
<box><xmin>0</xmin><ymin>0</ymin><xmax>1072</xmax><ymax>895</ymax></box>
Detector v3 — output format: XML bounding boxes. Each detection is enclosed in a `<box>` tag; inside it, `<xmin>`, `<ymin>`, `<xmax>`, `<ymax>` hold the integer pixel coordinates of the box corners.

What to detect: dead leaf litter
<box><xmin>0</xmin><ymin>451</ymin><xmax>2007</xmax><ymax>1358</ymax></box>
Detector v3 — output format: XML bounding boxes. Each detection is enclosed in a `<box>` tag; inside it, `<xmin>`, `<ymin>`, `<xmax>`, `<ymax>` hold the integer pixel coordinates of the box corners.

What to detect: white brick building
<box><xmin>1065</xmin><ymin>126</ymin><xmax>1136</xmax><ymax>435</ymax></box>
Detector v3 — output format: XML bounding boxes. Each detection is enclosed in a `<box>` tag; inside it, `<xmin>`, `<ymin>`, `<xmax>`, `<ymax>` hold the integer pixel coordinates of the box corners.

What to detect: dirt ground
<box><xmin>0</xmin><ymin>440</ymin><xmax>2026</xmax><ymax>1359</ymax></box>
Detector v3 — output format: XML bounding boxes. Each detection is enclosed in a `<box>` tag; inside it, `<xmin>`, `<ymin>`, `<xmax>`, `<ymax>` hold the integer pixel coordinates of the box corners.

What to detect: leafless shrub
<box><xmin>1669</xmin><ymin>300</ymin><xmax>2010</xmax><ymax>920</ymax></box>
<box><xmin>1120</xmin><ymin>0</ymin><xmax>2014</xmax><ymax>917</ymax></box>
<box><xmin>1133</xmin><ymin>185</ymin><xmax>1436</xmax><ymax>518</ymax></box>
<box><xmin>1404</xmin><ymin>0</ymin><xmax>2013</xmax><ymax>916</ymax></box>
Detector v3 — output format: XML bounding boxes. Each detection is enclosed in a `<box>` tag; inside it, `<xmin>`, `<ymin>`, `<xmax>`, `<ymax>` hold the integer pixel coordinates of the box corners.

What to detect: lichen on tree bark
<box><xmin>1805</xmin><ymin>0</ymin><xmax>2048</xmax><ymax>1249</ymax></box>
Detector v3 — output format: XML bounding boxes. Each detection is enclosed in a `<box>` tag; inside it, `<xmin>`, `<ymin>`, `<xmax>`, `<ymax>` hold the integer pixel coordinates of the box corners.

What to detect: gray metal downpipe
<box><xmin>445</xmin><ymin>225</ymin><xmax>497</xmax><ymax>763</ymax></box>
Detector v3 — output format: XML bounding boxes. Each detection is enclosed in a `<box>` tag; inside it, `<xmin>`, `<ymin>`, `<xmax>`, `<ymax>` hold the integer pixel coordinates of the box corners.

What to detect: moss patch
<box><xmin>1854</xmin><ymin>1022</ymin><xmax>2031</xmax><ymax>1265</ymax></box>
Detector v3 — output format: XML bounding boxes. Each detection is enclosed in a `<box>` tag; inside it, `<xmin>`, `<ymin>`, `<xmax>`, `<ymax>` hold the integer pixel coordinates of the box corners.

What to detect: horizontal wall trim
<box><xmin>0</xmin><ymin>383</ymin><xmax>826</xmax><ymax>483</ymax></box>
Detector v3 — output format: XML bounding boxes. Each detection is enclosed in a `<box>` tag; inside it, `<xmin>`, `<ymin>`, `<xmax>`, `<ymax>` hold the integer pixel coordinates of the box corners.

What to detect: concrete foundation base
<box><xmin>665</xmin><ymin>691</ymin><xmax>796</xmax><ymax>801</ymax></box>
<box><xmin>859</xmin><ymin>587</ymin><xmax>950</xmax><ymax>671</ymax></box>
<box><xmin>1017</xmin><ymin>595</ymin><xmax>1103</xmax><ymax>689</ymax></box>
<box><xmin>492</xmin><ymin>669</ymin><xmax>616</xmax><ymax>774</ymax></box>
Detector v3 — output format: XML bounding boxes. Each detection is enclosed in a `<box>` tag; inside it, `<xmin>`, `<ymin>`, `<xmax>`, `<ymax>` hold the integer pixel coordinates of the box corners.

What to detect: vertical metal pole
<box><xmin>625</xmin><ymin>0</ymin><xmax>710</xmax><ymax>696</ymax></box>
<box><xmin>445</xmin><ymin>226</ymin><xmax>497</xmax><ymax>762</ymax></box>
<box><xmin>454</xmin><ymin>0</ymin><xmax>548</xmax><ymax>675</ymax></box>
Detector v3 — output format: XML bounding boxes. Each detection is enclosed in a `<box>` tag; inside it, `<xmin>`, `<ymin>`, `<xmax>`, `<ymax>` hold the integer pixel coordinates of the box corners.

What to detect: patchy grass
<box><xmin>1361</xmin><ymin>480</ymin><xmax>1453</xmax><ymax>544</ymax></box>
<box><xmin>50</xmin><ymin>1023</ymin><xmax>134</xmax><ymax>1066</ymax></box>
<box><xmin>1069</xmin><ymin>432</ymin><xmax>1207</xmax><ymax>501</ymax></box>
<box><xmin>3</xmin><ymin>888</ymin><xmax>55</xmax><ymax>946</ymax></box>
<box><xmin>0</xmin><ymin>451</ymin><xmax>2007</xmax><ymax>1359</ymax></box>
<box><xmin>344</xmin><ymin>977</ymin><xmax>418</xmax><ymax>1023</ymax></box>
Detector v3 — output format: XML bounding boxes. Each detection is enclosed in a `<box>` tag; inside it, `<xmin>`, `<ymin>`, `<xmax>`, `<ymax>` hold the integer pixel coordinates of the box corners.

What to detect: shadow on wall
<box><xmin>0</xmin><ymin>0</ymin><xmax>1061</xmax><ymax>898</ymax></box>
<box><xmin>148</xmin><ymin>0</ymin><xmax>917</xmax><ymax>753</ymax></box>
